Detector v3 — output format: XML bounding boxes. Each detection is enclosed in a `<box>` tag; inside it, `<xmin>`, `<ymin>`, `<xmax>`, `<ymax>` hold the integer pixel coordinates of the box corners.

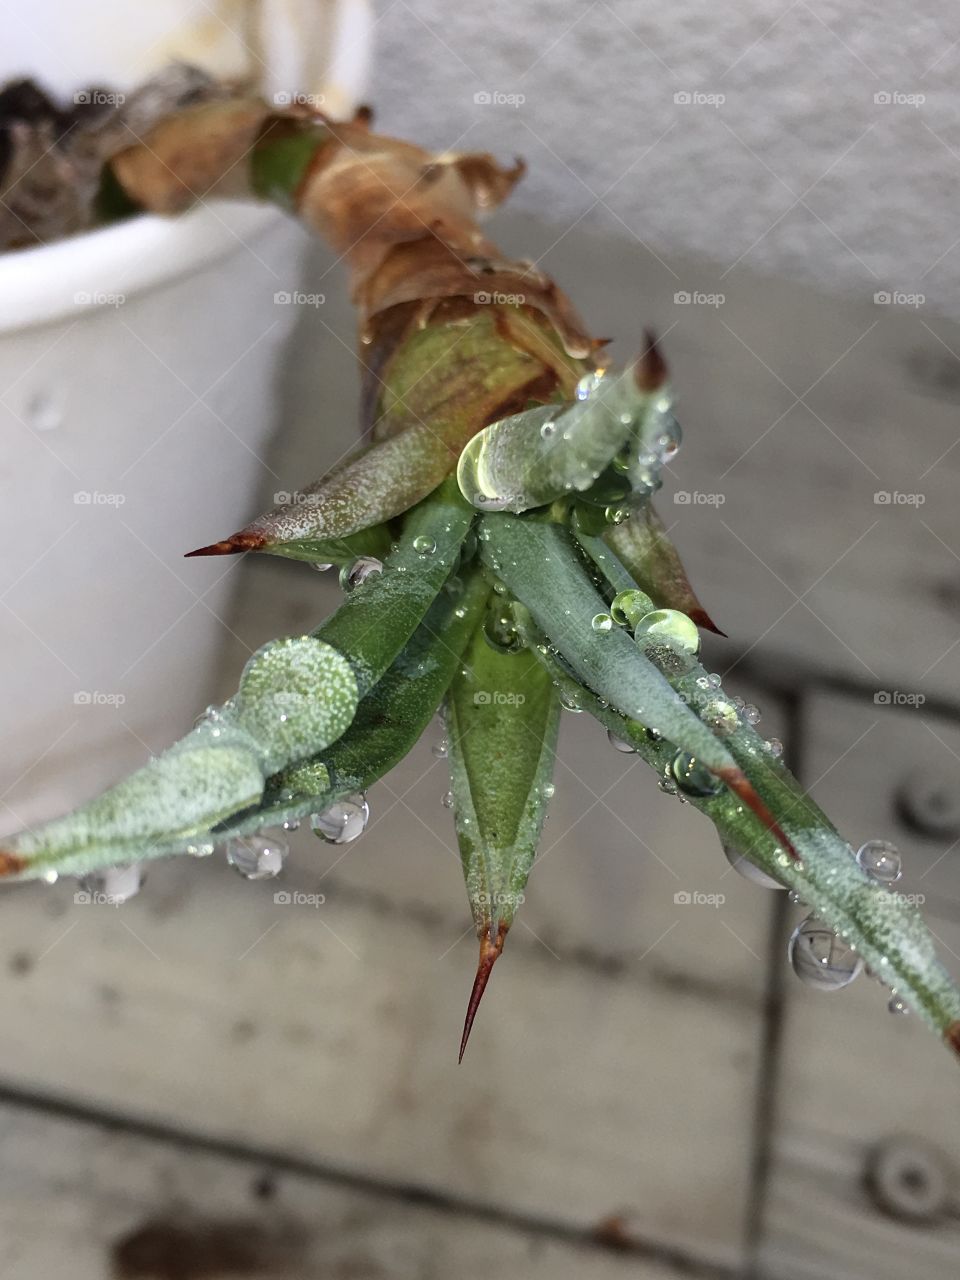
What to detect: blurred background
<box><xmin>1</xmin><ymin>2</ymin><xmax>959</xmax><ymax>1277</ymax></box>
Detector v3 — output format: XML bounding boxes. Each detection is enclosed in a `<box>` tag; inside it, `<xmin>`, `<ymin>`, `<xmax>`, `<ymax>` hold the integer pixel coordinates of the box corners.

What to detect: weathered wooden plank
<box><xmin>0</xmin><ymin>835</ymin><xmax>762</xmax><ymax>1268</ymax></box>
<box><xmin>756</xmin><ymin>687</ymin><xmax>960</xmax><ymax>1280</ymax></box>
<box><xmin>0</xmin><ymin>1101</ymin><xmax>697</xmax><ymax>1280</ymax></box>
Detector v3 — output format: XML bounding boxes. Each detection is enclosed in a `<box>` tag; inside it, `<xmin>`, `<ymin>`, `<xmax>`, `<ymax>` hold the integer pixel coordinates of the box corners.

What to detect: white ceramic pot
<box><xmin>0</xmin><ymin>1</ymin><xmax>372</xmax><ymax>831</ymax></box>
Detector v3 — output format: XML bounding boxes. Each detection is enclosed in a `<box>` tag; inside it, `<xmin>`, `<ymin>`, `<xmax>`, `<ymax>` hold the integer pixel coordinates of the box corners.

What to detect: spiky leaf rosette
<box><xmin>3</xmin><ymin>97</ymin><xmax>959</xmax><ymax>1063</ymax></box>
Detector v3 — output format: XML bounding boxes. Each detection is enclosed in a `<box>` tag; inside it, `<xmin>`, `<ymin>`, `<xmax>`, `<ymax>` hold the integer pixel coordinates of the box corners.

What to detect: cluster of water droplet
<box><xmin>225</xmin><ymin>834</ymin><xmax>288</xmax><ymax>880</ymax></box>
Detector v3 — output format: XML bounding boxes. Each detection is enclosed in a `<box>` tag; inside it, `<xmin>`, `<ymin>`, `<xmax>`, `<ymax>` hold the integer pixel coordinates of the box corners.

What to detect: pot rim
<box><xmin>0</xmin><ymin>202</ymin><xmax>285</xmax><ymax>335</ymax></box>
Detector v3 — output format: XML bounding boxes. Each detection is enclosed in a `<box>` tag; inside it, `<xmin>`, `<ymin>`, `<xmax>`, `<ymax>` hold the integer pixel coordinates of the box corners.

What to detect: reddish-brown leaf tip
<box><xmin>0</xmin><ymin>850</ymin><xmax>26</xmax><ymax>877</ymax></box>
<box><xmin>944</xmin><ymin>1021</ymin><xmax>960</xmax><ymax>1063</ymax></box>
<box><xmin>633</xmin><ymin>328</ymin><xmax>668</xmax><ymax>393</ymax></box>
<box><xmin>458</xmin><ymin>923</ymin><xmax>508</xmax><ymax>1063</ymax></box>
<box><xmin>718</xmin><ymin>767</ymin><xmax>802</xmax><ymax>865</ymax></box>
<box><xmin>689</xmin><ymin>608</ymin><xmax>727</xmax><ymax>638</ymax></box>
<box><xmin>184</xmin><ymin>532</ymin><xmax>266</xmax><ymax>558</ymax></box>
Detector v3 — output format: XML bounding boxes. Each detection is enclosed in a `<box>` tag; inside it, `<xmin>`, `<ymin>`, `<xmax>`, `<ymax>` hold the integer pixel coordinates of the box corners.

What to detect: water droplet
<box><xmin>576</xmin><ymin>370</ymin><xmax>605</xmax><ymax>400</ymax></box>
<box><xmin>339</xmin><ymin>557</ymin><xmax>383</xmax><ymax>592</ymax></box>
<box><xmin>559</xmin><ymin>688</ymin><xmax>584</xmax><ymax>713</ymax></box>
<box><xmin>856</xmin><ymin>839</ymin><xmax>902</xmax><ymax>884</ymax></box>
<box><xmin>310</xmin><ymin>562</ymin><xmax>333</xmax><ymax>573</ymax></box>
<box><xmin>604</xmin><ymin>505</ymin><xmax>629</xmax><ymax>525</ymax></box>
<box><xmin>658</xmin><ymin>774</ymin><xmax>679</xmax><ymax>795</ymax></box>
<box><xmin>42</xmin><ymin>869</ymin><xmax>59</xmax><ymax>885</ymax></box>
<box><xmin>441</xmin><ymin>790</ymin><xmax>454</xmax><ymax>808</ymax></box>
<box><xmin>723</xmin><ymin>843</ymin><xmax>784</xmax><ymax>889</ymax></box>
<box><xmin>608</xmin><ymin>729</ymin><xmax>636</xmax><ymax>753</ymax></box>
<box><xmin>671</xmin><ymin>750</ymin><xmax>722</xmax><ymax>797</ymax></box>
<box><xmin>789</xmin><ymin>915</ymin><xmax>862</xmax><ymax>990</ymax></box>
<box><xmin>483</xmin><ymin>609</ymin><xmax>522</xmax><ymax>653</ymax></box>
<box><xmin>78</xmin><ymin>864</ymin><xmax>144</xmax><ymax>902</ymax></box>
<box><xmin>704</xmin><ymin>699</ymin><xmax>740</xmax><ymax>735</ymax></box>
<box><xmin>185</xmin><ymin>841</ymin><xmax>215</xmax><ymax>858</ymax></box>
<box><xmin>542</xmin><ymin>781</ymin><xmax>556</xmax><ymax>799</ymax></box>
<box><xmin>888</xmin><ymin>993</ymin><xmax>909</xmax><ymax>1016</ymax></box>
<box><xmin>311</xmin><ymin>794</ymin><xmax>369</xmax><ymax>844</ymax></box>
<box><xmin>432</xmin><ymin>739</ymin><xmax>449</xmax><ymax>759</ymax></box>
<box><xmin>610</xmin><ymin>589</ymin><xmax>648</xmax><ymax>627</ymax></box>
<box><xmin>635</xmin><ymin>609</ymin><xmax>700</xmax><ymax>657</ymax></box>
<box><xmin>708</xmin><ymin>672</ymin><xmax>722</xmax><ymax>688</ymax></box>
<box><xmin>764</xmin><ymin>737</ymin><xmax>784</xmax><ymax>759</ymax></box>
<box><xmin>731</xmin><ymin>695</ymin><xmax>745</xmax><ymax>712</ymax></box>
<box><xmin>647</xmin><ymin>727</ymin><xmax>663</xmax><ymax>742</ymax></box>
<box><xmin>281</xmin><ymin>818</ymin><xmax>300</xmax><ymax>832</ymax></box>
<box><xmin>412</xmin><ymin>534</ymin><xmax>436</xmax><ymax>555</ymax></box>
<box><xmin>226</xmin><ymin>834</ymin><xmax>287</xmax><ymax>880</ymax></box>
<box><xmin>742</xmin><ymin>703</ymin><xmax>761</xmax><ymax>725</ymax></box>
<box><xmin>787</xmin><ymin>889</ymin><xmax>804</xmax><ymax>906</ymax></box>
<box><xmin>540</xmin><ymin>420</ymin><xmax>556</xmax><ymax>438</ymax></box>
<box><xmin>591</xmin><ymin>612</ymin><xmax>614</xmax><ymax>634</ymax></box>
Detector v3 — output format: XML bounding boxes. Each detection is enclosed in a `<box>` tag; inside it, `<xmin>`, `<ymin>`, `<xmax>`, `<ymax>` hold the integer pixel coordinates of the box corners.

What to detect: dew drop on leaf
<box><xmin>635</xmin><ymin>609</ymin><xmax>700</xmax><ymax>657</ymax></box>
<box><xmin>311</xmin><ymin>794</ymin><xmax>369</xmax><ymax>844</ymax></box>
<box><xmin>722</xmin><ymin>843</ymin><xmax>784</xmax><ymax>889</ymax></box>
<box><xmin>788</xmin><ymin>915</ymin><xmax>862</xmax><ymax>990</ymax></box>
<box><xmin>856</xmin><ymin>839</ymin><xmax>902</xmax><ymax>883</ymax></box>
<box><xmin>225</xmin><ymin>835</ymin><xmax>287</xmax><ymax>880</ymax></box>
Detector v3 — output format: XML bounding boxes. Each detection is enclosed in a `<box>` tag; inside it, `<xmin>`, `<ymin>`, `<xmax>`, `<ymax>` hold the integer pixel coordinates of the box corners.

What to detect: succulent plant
<box><xmin>4</xmin><ymin>98</ymin><xmax>960</xmax><ymax>1063</ymax></box>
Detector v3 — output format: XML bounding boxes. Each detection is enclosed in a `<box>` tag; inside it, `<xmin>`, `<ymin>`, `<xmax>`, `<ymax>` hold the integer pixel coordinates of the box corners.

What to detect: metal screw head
<box><xmin>866</xmin><ymin>1138</ymin><xmax>952</xmax><ymax>1223</ymax></box>
<box><xmin>897</xmin><ymin>770</ymin><xmax>960</xmax><ymax>839</ymax></box>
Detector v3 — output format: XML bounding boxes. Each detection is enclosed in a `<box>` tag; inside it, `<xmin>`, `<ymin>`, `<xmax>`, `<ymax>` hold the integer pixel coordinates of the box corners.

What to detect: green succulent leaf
<box><xmin>445</xmin><ymin>615</ymin><xmax>560</xmax><ymax>1057</ymax></box>
<box><xmin>316</xmin><ymin>477</ymin><xmax>475</xmax><ymax>696</ymax></box>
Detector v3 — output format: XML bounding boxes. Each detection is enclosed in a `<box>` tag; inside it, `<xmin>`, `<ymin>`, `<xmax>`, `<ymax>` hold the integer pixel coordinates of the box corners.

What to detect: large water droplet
<box><xmin>311</xmin><ymin>794</ymin><xmax>369</xmax><ymax>844</ymax></box>
<box><xmin>226</xmin><ymin>834</ymin><xmax>288</xmax><ymax>880</ymax></box>
<box><xmin>412</xmin><ymin>535</ymin><xmax>436</xmax><ymax>556</ymax></box>
<box><xmin>610</xmin><ymin>589</ymin><xmax>648</xmax><ymax>627</ymax></box>
<box><xmin>704</xmin><ymin>699</ymin><xmax>740</xmax><ymax>735</ymax></box>
<box><xmin>764</xmin><ymin>737</ymin><xmax>784</xmax><ymax>759</ymax></box>
<box><xmin>607</xmin><ymin>729</ymin><xmax>636</xmax><ymax>753</ymax></box>
<box><xmin>671</xmin><ymin>750</ymin><xmax>722</xmax><ymax>797</ymax></box>
<box><xmin>789</xmin><ymin>915</ymin><xmax>862</xmax><ymax>990</ymax></box>
<box><xmin>591</xmin><ymin>612</ymin><xmax>614</xmax><ymax>634</ymax></box>
<box><xmin>723</xmin><ymin>843</ymin><xmax>784</xmax><ymax>889</ymax></box>
<box><xmin>635</xmin><ymin>609</ymin><xmax>700</xmax><ymax>657</ymax></box>
<box><xmin>742</xmin><ymin>703</ymin><xmax>761</xmax><ymax>726</ymax></box>
<box><xmin>339</xmin><ymin>557</ymin><xmax>383</xmax><ymax>592</ymax></box>
<box><xmin>856</xmin><ymin>839</ymin><xmax>902</xmax><ymax>884</ymax></box>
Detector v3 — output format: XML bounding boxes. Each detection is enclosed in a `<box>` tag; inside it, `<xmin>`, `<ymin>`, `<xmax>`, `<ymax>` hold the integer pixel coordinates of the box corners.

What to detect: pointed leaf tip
<box><xmin>634</xmin><ymin>329</ymin><xmax>668</xmax><ymax>393</ymax></box>
<box><xmin>184</xmin><ymin>533</ymin><xmax>266</xmax><ymax>557</ymax></box>
<box><xmin>689</xmin><ymin>607</ymin><xmax>727</xmax><ymax>638</ymax></box>
<box><xmin>459</xmin><ymin>924</ymin><xmax>507</xmax><ymax>1063</ymax></box>
<box><xmin>0</xmin><ymin>850</ymin><xmax>26</xmax><ymax>877</ymax></box>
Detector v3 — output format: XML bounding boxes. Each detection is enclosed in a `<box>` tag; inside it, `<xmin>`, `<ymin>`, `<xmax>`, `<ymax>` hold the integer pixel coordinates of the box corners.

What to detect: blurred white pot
<box><xmin>0</xmin><ymin>0</ymin><xmax>372</xmax><ymax>831</ymax></box>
